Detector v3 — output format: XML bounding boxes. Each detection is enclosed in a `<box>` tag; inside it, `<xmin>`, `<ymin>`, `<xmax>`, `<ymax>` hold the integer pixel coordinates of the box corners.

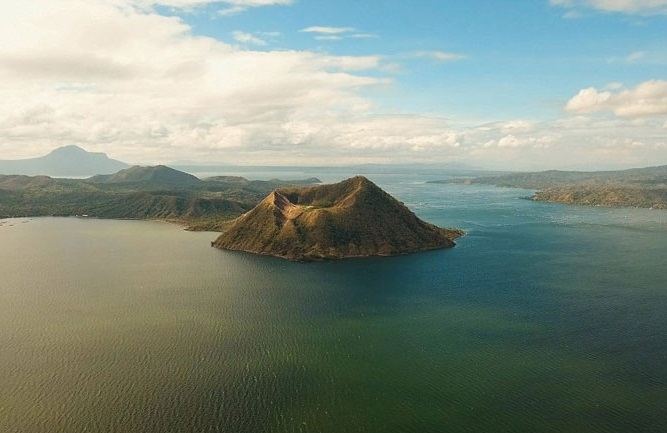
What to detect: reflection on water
<box><xmin>0</xmin><ymin>178</ymin><xmax>665</xmax><ymax>433</ymax></box>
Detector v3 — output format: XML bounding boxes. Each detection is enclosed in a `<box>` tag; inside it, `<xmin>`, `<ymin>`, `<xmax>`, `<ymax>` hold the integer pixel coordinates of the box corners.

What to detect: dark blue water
<box><xmin>0</xmin><ymin>176</ymin><xmax>665</xmax><ymax>432</ymax></box>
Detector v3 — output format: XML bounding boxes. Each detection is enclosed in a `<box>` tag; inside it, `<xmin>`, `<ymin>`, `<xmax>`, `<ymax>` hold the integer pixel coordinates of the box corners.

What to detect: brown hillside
<box><xmin>212</xmin><ymin>176</ymin><xmax>463</xmax><ymax>261</ymax></box>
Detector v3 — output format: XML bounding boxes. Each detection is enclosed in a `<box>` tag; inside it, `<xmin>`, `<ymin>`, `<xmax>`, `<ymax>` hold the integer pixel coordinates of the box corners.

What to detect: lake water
<box><xmin>0</xmin><ymin>175</ymin><xmax>665</xmax><ymax>432</ymax></box>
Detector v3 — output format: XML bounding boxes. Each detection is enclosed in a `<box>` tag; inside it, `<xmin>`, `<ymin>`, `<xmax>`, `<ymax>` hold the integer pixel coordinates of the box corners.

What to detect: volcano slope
<box><xmin>212</xmin><ymin>176</ymin><xmax>463</xmax><ymax>261</ymax></box>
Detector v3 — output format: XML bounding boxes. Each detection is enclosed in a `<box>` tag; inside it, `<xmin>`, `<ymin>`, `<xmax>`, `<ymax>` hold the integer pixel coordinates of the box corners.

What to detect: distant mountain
<box><xmin>213</xmin><ymin>176</ymin><xmax>463</xmax><ymax>261</ymax></box>
<box><xmin>0</xmin><ymin>145</ymin><xmax>129</xmax><ymax>176</ymax></box>
<box><xmin>89</xmin><ymin>165</ymin><xmax>200</xmax><ymax>185</ymax></box>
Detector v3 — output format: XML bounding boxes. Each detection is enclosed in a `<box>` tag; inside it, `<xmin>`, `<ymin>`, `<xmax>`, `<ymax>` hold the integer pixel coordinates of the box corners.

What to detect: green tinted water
<box><xmin>0</xmin><ymin>180</ymin><xmax>665</xmax><ymax>432</ymax></box>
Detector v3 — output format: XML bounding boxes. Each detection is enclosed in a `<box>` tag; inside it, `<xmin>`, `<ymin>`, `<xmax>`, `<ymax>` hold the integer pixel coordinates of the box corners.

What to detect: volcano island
<box><xmin>212</xmin><ymin>176</ymin><xmax>463</xmax><ymax>261</ymax></box>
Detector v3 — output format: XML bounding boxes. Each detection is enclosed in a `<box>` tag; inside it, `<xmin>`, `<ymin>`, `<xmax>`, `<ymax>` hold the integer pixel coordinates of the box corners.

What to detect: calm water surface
<box><xmin>0</xmin><ymin>176</ymin><xmax>665</xmax><ymax>432</ymax></box>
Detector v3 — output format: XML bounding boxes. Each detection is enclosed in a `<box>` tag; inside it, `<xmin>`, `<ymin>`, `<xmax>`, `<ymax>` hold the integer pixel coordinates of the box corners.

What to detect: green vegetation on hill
<box><xmin>431</xmin><ymin>165</ymin><xmax>667</xmax><ymax>210</ymax></box>
<box><xmin>213</xmin><ymin>176</ymin><xmax>463</xmax><ymax>261</ymax></box>
<box><xmin>0</xmin><ymin>166</ymin><xmax>321</xmax><ymax>230</ymax></box>
<box><xmin>89</xmin><ymin>165</ymin><xmax>200</xmax><ymax>185</ymax></box>
<box><xmin>532</xmin><ymin>185</ymin><xmax>667</xmax><ymax>209</ymax></box>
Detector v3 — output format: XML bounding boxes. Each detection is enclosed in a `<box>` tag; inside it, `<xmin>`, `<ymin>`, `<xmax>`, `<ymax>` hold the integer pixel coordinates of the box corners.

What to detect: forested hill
<box><xmin>89</xmin><ymin>165</ymin><xmax>200</xmax><ymax>185</ymax></box>
<box><xmin>0</xmin><ymin>166</ymin><xmax>321</xmax><ymax>230</ymax></box>
<box><xmin>430</xmin><ymin>165</ymin><xmax>667</xmax><ymax>209</ymax></box>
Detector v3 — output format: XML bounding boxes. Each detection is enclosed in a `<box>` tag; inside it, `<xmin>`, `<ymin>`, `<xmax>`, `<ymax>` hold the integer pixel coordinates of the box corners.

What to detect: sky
<box><xmin>0</xmin><ymin>0</ymin><xmax>666</xmax><ymax>170</ymax></box>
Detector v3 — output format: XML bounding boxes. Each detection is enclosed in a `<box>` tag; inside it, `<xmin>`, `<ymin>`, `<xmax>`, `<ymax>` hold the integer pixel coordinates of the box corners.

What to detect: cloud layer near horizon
<box><xmin>0</xmin><ymin>0</ymin><xmax>665</xmax><ymax>169</ymax></box>
<box><xmin>551</xmin><ymin>0</ymin><xmax>667</xmax><ymax>14</ymax></box>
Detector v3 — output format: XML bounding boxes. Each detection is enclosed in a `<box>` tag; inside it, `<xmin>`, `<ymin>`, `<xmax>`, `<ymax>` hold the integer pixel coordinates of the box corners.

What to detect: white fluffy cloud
<box><xmin>0</xmin><ymin>0</ymin><xmax>396</xmax><ymax>163</ymax></box>
<box><xmin>0</xmin><ymin>0</ymin><xmax>665</xmax><ymax>170</ymax></box>
<box><xmin>0</xmin><ymin>0</ymin><xmax>492</xmax><ymax>166</ymax></box>
<box><xmin>566</xmin><ymin>80</ymin><xmax>667</xmax><ymax>117</ymax></box>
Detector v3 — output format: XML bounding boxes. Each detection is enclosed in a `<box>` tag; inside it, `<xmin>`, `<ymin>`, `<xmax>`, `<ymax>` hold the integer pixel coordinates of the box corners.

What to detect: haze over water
<box><xmin>1</xmin><ymin>174</ymin><xmax>665</xmax><ymax>433</ymax></box>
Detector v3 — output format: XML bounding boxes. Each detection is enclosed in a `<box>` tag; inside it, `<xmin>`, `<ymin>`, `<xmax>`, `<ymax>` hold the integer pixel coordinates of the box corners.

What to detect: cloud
<box><xmin>466</xmin><ymin>114</ymin><xmax>667</xmax><ymax>169</ymax></box>
<box><xmin>314</xmin><ymin>35</ymin><xmax>343</xmax><ymax>41</ymax></box>
<box><xmin>626</xmin><ymin>50</ymin><xmax>647</xmax><ymax>62</ymax></box>
<box><xmin>232</xmin><ymin>31</ymin><xmax>267</xmax><ymax>46</ymax></box>
<box><xmin>122</xmin><ymin>0</ymin><xmax>293</xmax><ymax>15</ymax></box>
<box><xmin>300</xmin><ymin>26</ymin><xmax>378</xmax><ymax>41</ymax></box>
<box><xmin>165</xmin><ymin>0</ymin><xmax>294</xmax><ymax>16</ymax></box>
<box><xmin>1</xmin><ymin>0</ymin><xmax>665</xmax><ymax>170</ymax></box>
<box><xmin>550</xmin><ymin>0</ymin><xmax>667</xmax><ymax>15</ymax></box>
<box><xmin>350</xmin><ymin>33</ymin><xmax>380</xmax><ymax>39</ymax></box>
<box><xmin>217</xmin><ymin>1</ymin><xmax>293</xmax><ymax>16</ymax></box>
<box><xmin>605</xmin><ymin>82</ymin><xmax>624</xmax><ymax>90</ymax></box>
<box><xmin>413</xmin><ymin>51</ymin><xmax>466</xmax><ymax>62</ymax></box>
<box><xmin>220</xmin><ymin>0</ymin><xmax>292</xmax><ymax>6</ymax></box>
<box><xmin>565</xmin><ymin>88</ymin><xmax>614</xmax><ymax>113</ymax></box>
<box><xmin>0</xmin><ymin>0</ymin><xmax>396</xmax><ymax>162</ymax></box>
<box><xmin>475</xmin><ymin>121</ymin><xmax>554</xmax><ymax>150</ymax></box>
<box><xmin>300</xmin><ymin>26</ymin><xmax>355</xmax><ymax>35</ymax></box>
<box><xmin>608</xmin><ymin>51</ymin><xmax>648</xmax><ymax>63</ymax></box>
<box><xmin>565</xmin><ymin>80</ymin><xmax>667</xmax><ymax>117</ymax></box>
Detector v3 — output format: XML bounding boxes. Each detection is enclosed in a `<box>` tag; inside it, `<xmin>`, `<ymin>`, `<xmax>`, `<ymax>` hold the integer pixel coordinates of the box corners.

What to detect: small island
<box><xmin>212</xmin><ymin>176</ymin><xmax>464</xmax><ymax>261</ymax></box>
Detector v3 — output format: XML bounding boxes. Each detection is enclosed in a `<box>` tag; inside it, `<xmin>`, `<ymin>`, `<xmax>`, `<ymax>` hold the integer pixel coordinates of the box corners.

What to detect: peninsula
<box><xmin>213</xmin><ymin>176</ymin><xmax>463</xmax><ymax>261</ymax></box>
<box><xmin>431</xmin><ymin>165</ymin><xmax>667</xmax><ymax>210</ymax></box>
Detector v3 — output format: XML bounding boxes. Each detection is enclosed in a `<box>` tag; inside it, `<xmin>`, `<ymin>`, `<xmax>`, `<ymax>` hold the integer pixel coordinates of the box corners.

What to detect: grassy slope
<box><xmin>213</xmin><ymin>176</ymin><xmax>464</xmax><ymax>261</ymax></box>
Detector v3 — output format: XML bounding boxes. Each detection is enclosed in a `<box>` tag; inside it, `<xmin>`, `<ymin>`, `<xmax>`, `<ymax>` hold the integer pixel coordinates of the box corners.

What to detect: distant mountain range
<box><xmin>1</xmin><ymin>146</ymin><xmax>478</xmax><ymax>178</ymax></box>
<box><xmin>0</xmin><ymin>145</ymin><xmax>129</xmax><ymax>176</ymax></box>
